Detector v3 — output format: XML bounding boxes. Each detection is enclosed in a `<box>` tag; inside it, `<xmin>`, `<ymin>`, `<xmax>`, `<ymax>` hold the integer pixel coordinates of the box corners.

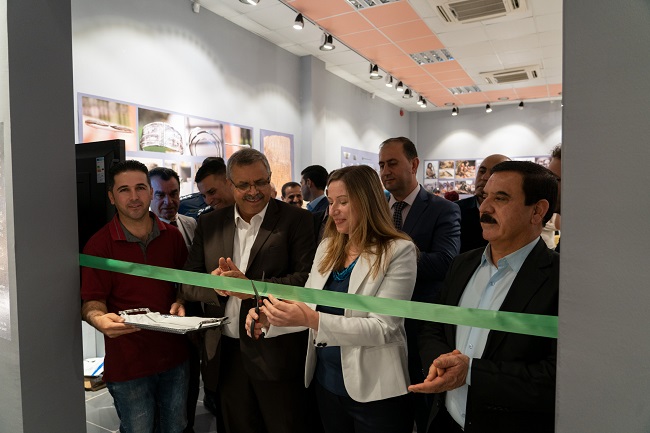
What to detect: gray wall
<box><xmin>557</xmin><ymin>1</ymin><xmax>650</xmax><ymax>431</ymax></box>
<box><xmin>0</xmin><ymin>0</ymin><xmax>85</xmax><ymax>432</ymax></box>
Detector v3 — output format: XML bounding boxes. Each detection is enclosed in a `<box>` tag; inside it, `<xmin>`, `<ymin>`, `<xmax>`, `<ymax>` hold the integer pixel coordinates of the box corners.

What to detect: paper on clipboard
<box><xmin>119</xmin><ymin>308</ymin><xmax>228</xmax><ymax>334</ymax></box>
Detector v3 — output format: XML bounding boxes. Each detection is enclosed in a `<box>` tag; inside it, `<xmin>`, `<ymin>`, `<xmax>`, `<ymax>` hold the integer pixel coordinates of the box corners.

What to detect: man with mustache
<box><xmin>456</xmin><ymin>154</ymin><xmax>510</xmax><ymax>253</ymax></box>
<box><xmin>410</xmin><ymin>161</ymin><xmax>559</xmax><ymax>433</ymax></box>
<box><xmin>179</xmin><ymin>148</ymin><xmax>316</xmax><ymax>433</ymax></box>
<box><xmin>281</xmin><ymin>181</ymin><xmax>304</xmax><ymax>208</ymax></box>
<box><xmin>81</xmin><ymin>160</ymin><xmax>190</xmax><ymax>432</ymax></box>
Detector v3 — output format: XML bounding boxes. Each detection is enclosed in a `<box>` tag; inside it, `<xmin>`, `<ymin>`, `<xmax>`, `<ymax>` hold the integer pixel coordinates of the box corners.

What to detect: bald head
<box><xmin>475</xmin><ymin>154</ymin><xmax>510</xmax><ymax>204</ymax></box>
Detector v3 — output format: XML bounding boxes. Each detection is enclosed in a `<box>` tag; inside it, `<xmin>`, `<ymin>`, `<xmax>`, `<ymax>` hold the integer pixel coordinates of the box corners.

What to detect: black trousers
<box><xmin>218</xmin><ymin>336</ymin><xmax>308</xmax><ymax>433</ymax></box>
<box><xmin>315</xmin><ymin>381</ymin><xmax>413</xmax><ymax>433</ymax></box>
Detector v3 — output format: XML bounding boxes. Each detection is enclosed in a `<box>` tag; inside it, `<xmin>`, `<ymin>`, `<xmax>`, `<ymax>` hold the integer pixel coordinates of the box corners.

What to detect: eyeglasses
<box><xmin>230</xmin><ymin>176</ymin><xmax>271</xmax><ymax>192</ymax></box>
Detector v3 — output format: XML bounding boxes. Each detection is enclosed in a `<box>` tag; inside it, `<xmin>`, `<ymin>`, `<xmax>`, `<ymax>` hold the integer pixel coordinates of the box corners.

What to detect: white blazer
<box><xmin>304</xmin><ymin>237</ymin><xmax>417</xmax><ymax>403</ymax></box>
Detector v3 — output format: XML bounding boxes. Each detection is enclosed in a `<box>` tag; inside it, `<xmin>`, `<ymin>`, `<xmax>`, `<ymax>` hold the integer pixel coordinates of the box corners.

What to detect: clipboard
<box><xmin>119</xmin><ymin>308</ymin><xmax>229</xmax><ymax>334</ymax></box>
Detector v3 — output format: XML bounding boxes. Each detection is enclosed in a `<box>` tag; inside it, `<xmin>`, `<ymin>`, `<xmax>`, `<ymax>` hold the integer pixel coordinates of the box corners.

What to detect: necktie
<box><xmin>392</xmin><ymin>201</ymin><xmax>407</xmax><ymax>231</ymax></box>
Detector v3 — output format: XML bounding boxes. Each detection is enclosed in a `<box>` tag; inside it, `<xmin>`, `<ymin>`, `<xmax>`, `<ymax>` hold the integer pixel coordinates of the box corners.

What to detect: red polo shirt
<box><xmin>81</xmin><ymin>213</ymin><xmax>189</xmax><ymax>382</ymax></box>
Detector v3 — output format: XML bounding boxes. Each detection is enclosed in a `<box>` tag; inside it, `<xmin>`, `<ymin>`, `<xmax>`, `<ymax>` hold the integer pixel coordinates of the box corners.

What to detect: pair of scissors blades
<box><xmin>250</xmin><ymin>271</ymin><xmax>265</xmax><ymax>339</ymax></box>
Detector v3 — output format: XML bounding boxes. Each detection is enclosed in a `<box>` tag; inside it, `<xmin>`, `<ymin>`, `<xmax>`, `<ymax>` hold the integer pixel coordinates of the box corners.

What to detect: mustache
<box><xmin>480</xmin><ymin>214</ymin><xmax>497</xmax><ymax>224</ymax></box>
<box><xmin>243</xmin><ymin>193</ymin><xmax>264</xmax><ymax>201</ymax></box>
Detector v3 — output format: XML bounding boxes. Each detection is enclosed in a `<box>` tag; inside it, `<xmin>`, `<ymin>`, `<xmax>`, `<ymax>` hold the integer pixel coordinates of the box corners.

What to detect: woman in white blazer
<box><xmin>246</xmin><ymin>165</ymin><xmax>417</xmax><ymax>433</ymax></box>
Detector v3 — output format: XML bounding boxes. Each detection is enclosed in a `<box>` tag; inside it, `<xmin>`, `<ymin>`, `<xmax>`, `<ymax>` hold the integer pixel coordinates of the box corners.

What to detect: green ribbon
<box><xmin>79</xmin><ymin>254</ymin><xmax>558</xmax><ymax>339</ymax></box>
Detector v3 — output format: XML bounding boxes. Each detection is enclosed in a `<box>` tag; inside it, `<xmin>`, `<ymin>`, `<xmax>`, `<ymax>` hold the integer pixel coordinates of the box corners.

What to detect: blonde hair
<box><xmin>319</xmin><ymin>165</ymin><xmax>411</xmax><ymax>277</ymax></box>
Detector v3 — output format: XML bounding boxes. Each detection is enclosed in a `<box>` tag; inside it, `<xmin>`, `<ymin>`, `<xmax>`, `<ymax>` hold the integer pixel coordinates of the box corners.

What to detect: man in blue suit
<box><xmin>379</xmin><ymin>137</ymin><xmax>461</xmax><ymax>432</ymax></box>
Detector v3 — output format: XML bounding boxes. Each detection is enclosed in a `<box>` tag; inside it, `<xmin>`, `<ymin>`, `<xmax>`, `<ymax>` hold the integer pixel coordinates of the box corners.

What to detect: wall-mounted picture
<box><xmin>79</xmin><ymin>93</ymin><xmax>254</xmax><ymax>194</ymax></box>
<box><xmin>438</xmin><ymin>160</ymin><xmax>455</xmax><ymax>179</ymax></box>
<box><xmin>261</xmin><ymin>130</ymin><xmax>294</xmax><ymax>190</ymax></box>
<box><xmin>340</xmin><ymin>147</ymin><xmax>379</xmax><ymax>172</ymax></box>
<box><xmin>455</xmin><ymin>160</ymin><xmax>476</xmax><ymax>179</ymax></box>
<box><xmin>424</xmin><ymin>160</ymin><xmax>438</xmax><ymax>180</ymax></box>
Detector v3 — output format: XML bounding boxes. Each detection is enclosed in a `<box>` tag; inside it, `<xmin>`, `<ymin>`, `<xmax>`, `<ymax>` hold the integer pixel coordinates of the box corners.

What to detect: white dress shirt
<box><xmin>221</xmin><ymin>203</ymin><xmax>268</xmax><ymax>338</ymax></box>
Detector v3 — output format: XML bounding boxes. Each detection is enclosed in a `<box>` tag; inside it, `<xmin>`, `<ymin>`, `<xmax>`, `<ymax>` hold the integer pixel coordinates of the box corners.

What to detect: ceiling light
<box><xmin>293</xmin><ymin>13</ymin><xmax>304</xmax><ymax>30</ymax></box>
<box><xmin>485</xmin><ymin>104</ymin><xmax>492</xmax><ymax>113</ymax></box>
<box><xmin>319</xmin><ymin>33</ymin><xmax>335</xmax><ymax>51</ymax></box>
<box><xmin>192</xmin><ymin>1</ymin><xmax>201</xmax><ymax>13</ymax></box>
<box><xmin>396</xmin><ymin>81</ymin><xmax>404</xmax><ymax>92</ymax></box>
<box><xmin>239</xmin><ymin>0</ymin><xmax>259</xmax><ymax>4</ymax></box>
<box><xmin>369</xmin><ymin>64</ymin><xmax>383</xmax><ymax>80</ymax></box>
<box><xmin>518</xmin><ymin>101</ymin><xmax>525</xmax><ymax>110</ymax></box>
<box><xmin>403</xmin><ymin>88</ymin><xmax>413</xmax><ymax>99</ymax></box>
<box><xmin>385</xmin><ymin>75</ymin><xmax>393</xmax><ymax>87</ymax></box>
<box><xmin>420</xmin><ymin>99</ymin><xmax>427</xmax><ymax>109</ymax></box>
<box><xmin>452</xmin><ymin>107</ymin><xmax>458</xmax><ymax>116</ymax></box>
<box><xmin>417</xmin><ymin>96</ymin><xmax>424</xmax><ymax>106</ymax></box>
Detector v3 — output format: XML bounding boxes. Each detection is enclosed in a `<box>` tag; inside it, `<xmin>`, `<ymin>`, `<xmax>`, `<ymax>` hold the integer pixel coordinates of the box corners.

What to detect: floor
<box><xmin>85</xmin><ymin>385</ymin><xmax>218</xmax><ymax>433</ymax></box>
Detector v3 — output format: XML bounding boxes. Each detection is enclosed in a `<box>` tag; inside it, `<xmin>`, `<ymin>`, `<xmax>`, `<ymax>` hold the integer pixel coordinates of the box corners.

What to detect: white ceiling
<box><xmin>193</xmin><ymin>0</ymin><xmax>562</xmax><ymax>111</ymax></box>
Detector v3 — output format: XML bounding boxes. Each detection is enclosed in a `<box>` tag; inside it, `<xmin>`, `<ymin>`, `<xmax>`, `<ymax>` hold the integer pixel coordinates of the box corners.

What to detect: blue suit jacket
<box><xmin>401</xmin><ymin>186</ymin><xmax>461</xmax><ymax>303</ymax></box>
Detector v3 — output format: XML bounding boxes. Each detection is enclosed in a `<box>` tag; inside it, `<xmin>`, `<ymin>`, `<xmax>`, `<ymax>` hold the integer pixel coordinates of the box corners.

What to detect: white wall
<box><xmin>417</xmin><ymin>100</ymin><xmax>562</xmax><ymax>159</ymax></box>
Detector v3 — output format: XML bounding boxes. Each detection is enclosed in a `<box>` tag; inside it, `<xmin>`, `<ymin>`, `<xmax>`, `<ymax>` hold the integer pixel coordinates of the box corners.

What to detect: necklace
<box><xmin>332</xmin><ymin>256</ymin><xmax>359</xmax><ymax>281</ymax></box>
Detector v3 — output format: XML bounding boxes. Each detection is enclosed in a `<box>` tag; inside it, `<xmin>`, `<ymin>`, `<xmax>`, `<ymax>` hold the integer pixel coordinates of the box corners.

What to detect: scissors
<box><xmin>250</xmin><ymin>271</ymin><xmax>265</xmax><ymax>339</ymax></box>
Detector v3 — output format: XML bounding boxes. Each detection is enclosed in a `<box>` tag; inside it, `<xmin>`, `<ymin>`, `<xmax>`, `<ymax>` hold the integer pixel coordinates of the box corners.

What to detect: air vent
<box><xmin>480</xmin><ymin>66</ymin><xmax>539</xmax><ymax>84</ymax></box>
<box><xmin>430</xmin><ymin>0</ymin><xmax>527</xmax><ymax>23</ymax></box>
<box><xmin>347</xmin><ymin>0</ymin><xmax>399</xmax><ymax>9</ymax></box>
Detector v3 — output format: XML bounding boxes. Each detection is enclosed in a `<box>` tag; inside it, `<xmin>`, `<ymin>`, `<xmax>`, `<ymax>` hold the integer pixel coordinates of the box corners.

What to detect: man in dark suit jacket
<box><xmin>379</xmin><ymin>137</ymin><xmax>461</xmax><ymax>432</ymax></box>
<box><xmin>180</xmin><ymin>149</ymin><xmax>316</xmax><ymax>433</ymax></box>
<box><xmin>409</xmin><ymin>161</ymin><xmax>559</xmax><ymax>433</ymax></box>
<box><xmin>300</xmin><ymin>164</ymin><xmax>329</xmax><ymax>214</ymax></box>
<box><xmin>456</xmin><ymin>154</ymin><xmax>510</xmax><ymax>253</ymax></box>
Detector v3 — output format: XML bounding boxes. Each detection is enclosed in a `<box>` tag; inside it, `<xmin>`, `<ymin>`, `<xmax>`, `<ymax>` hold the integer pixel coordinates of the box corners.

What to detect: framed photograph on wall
<box><xmin>439</xmin><ymin>160</ymin><xmax>455</xmax><ymax>179</ymax></box>
<box><xmin>261</xmin><ymin>129</ymin><xmax>294</xmax><ymax>191</ymax></box>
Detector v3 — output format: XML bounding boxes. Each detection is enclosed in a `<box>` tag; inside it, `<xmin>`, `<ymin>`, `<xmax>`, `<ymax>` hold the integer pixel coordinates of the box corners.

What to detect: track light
<box><xmin>369</xmin><ymin>64</ymin><xmax>382</xmax><ymax>80</ymax></box>
<box><xmin>403</xmin><ymin>88</ymin><xmax>413</xmax><ymax>99</ymax></box>
<box><xmin>452</xmin><ymin>106</ymin><xmax>458</xmax><ymax>116</ymax></box>
<box><xmin>396</xmin><ymin>81</ymin><xmax>404</xmax><ymax>92</ymax></box>
<box><xmin>293</xmin><ymin>13</ymin><xmax>304</xmax><ymax>30</ymax></box>
<box><xmin>239</xmin><ymin>0</ymin><xmax>259</xmax><ymax>4</ymax></box>
<box><xmin>319</xmin><ymin>33</ymin><xmax>335</xmax><ymax>51</ymax></box>
<box><xmin>417</xmin><ymin>96</ymin><xmax>424</xmax><ymax>106</ymax></box>
<box><xmin>518</xmin><ymin>101</ymin><xmax>524</xmax><ymax>110</ymax></box>
<box><xmin>421</xmin><ymin>99</ymin><xmax>427</xmax><ymax>108</ymax></box>
<box><xmin>385</xmin><ymin>75</ymin><xmax>393</xmax><ymax>87</ymax></box>
<box><xmin>192</xmin><ymin>1</ymin><xmax>201</xmax><ymax>13</ymax></box>
<box><xmin>485</xmin><ymin>104</ymin><xmax>492</xmax><ymax>113</ymax></box>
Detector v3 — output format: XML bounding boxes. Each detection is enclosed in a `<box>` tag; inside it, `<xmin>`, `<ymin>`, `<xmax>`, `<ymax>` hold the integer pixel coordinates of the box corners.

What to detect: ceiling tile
<box><xmin>360</xmin><ymin>1</ymin><xmax>421</xmax><ymax>28</ymax></box>
<box><xmin>337</xmin><ymin>30</ymin><xmax>391</xmax><ymax>49</ymax></box>
<box><xmin>538</xmin><ymin>30</ymin><xmax>561</xmax><ymax>47</ymax></box>
<box><xmin>358</xmin><ymin>43</ymin><xmax>405</xmax><ymax>61</ymax></box>
<box><xmin>483</xmin><ymin>89</ymin><xmax>518</xmax><ymax>102</ymax></box>
<box><xmin>437</xmin><ymin>27</ymin><xmax>490</xmax><ymax>48</ymax></box>
<box><xmin>377</xmin><ymin>54</ymin><xmax>417</xmax><ymax>70</ymax></box>
<box><xmin>515</xmin><ymin>85</ymin><xmax>550</xmax><ymax>99</ymax></box>
<box><xmin>497</xmin><ymin>48</ymin><xmax>544</xmax><ymax>67</ymax></box>
<box><xmin>244</xmin><ymin>4</ymin><xmax>295</xmax><ymax>31</ymax></box>
<box><xmin>380</xmin><ymin>20</ymin><xmax>434</xmax><ymax>42</ymax></box>
<box><xmin>548</xmin><ymin>84</ymin><xmax>563</xmax><ymax>97</ymax></box>
<box><xmin>289</xmin><ymin>0</ymin><xmax>353</xmax><ymax>20</ymax></box>
<box><xmin>491</xmin><ymin>34</ymin><xmax>540</xmax><ymax>54</ymax></box>
<box><xmin>434</xmin><ymin>69</ymin><xmax>473</xmax><ymax>82</ymax></box>
<box><xmin>459</xmin><ymin>55</ymin><xmax>504</xmax><ymax>73</ymax></box>
<box><xmin>449</xmin><ymin>41</ymin><xmax>496</xmax><ymax>58</ymax></box>
<box><xmin>484</xmin><ymin>18</ymin><xmax>537</xmax><ymax>40</ymax></box>
<box><xmin>438</xmin><ymin>76</ymin><xmax>475</xmax><ymax>87</ymax></box>
<box><xmin>455</xmin><ymin>93</ymin><xmax>489</xmax><ymax>105</ymax></box>
<box><xmin>396</xmin><ymin>35</ymin><xmax>444</xmax><ymax>53</ymax></box>
<box><xmin>408</xmin><ymin>0</ymin><xmax>438</xmax><ymax>19</ymax></box>
<box><xmin>319</xmin><ymin>49</ymin><xmax>365</xmax><ymax>66</ymax></box>
<box><xmin>535</xmin><ymin>13</ymin><xmax>562</xmax><ymax>32</ymax></box>
<box><xmin>422</xmin><ymin>60</ymin><xmax>463</xmax><ymax>74</ymax></box>
<box><xmin>317</xmin><ymin>12</ymin><xmax>374</xmax><ymax>36</ymax></box>
<box><xmin>529</xmin><ymin>0</ymin><xmax>563</xmax><ymax>16</ymax></box>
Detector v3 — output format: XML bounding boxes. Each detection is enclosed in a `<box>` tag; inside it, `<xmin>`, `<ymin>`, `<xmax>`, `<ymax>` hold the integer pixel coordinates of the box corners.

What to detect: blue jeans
<box><xmin>107</xmin><ymin>361</ymin><xmax>189</xmax><ymax>433</ymax></box>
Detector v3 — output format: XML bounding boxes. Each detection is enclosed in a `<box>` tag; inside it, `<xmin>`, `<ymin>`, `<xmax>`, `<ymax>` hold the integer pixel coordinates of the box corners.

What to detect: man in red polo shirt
<box><xmin>81</xmin><ymin>160</ymin><xmax>189</xmax><ymax>433</ymax></box>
